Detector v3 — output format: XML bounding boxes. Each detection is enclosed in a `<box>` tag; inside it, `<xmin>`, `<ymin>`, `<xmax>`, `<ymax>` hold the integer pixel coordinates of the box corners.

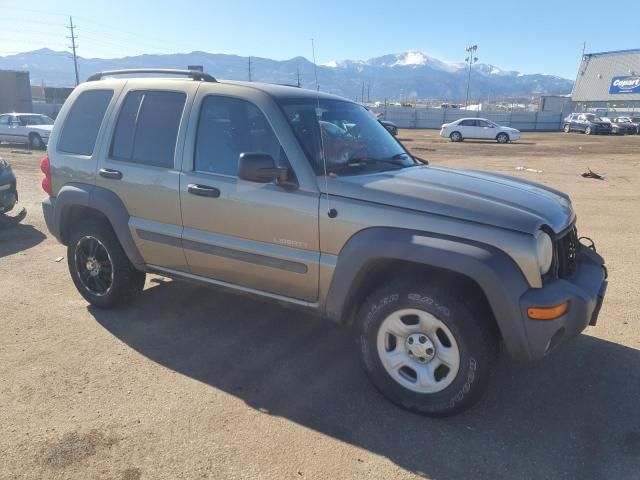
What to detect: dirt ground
<box><xmin>1</xmin><ymin>131</ymin><xmax>639</xmax><ymax>479</ymax></box>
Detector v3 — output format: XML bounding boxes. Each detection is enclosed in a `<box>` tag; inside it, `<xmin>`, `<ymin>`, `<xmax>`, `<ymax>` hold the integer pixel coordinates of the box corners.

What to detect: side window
<box><xmin>111</xmin><ymin>90</ymin><xmax>186</xmax><ymax>168</ymax></box>
<box><xmin>0</xmin><ymin>115</ymin><xmax>9</xmax><ymax>125</ymax></box>
<box><xmin>194</xmin><ymin>96</ymin><xmax>284</xmax><ymax>176</ymax></box>
<box><xmin>459</xmin><ymin>119</ymin><xmax>477</xmax><ymax>127</ymax></box>
<box><xmin>478</xmin><ymin>120</ymin><xmax>490</xmax><ymax>127</ymax></box>
<box><xmin>58</xmin><ymin>89</ymin><xmax>113</xmax><ymax>156</ymax></box>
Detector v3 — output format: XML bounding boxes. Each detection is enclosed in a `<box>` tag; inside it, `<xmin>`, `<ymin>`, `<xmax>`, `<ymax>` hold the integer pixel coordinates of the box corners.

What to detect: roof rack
<box><xmin>86</xmin><ymin>69</ymin><xmax>217</xmax><ymax>82</ymax></box>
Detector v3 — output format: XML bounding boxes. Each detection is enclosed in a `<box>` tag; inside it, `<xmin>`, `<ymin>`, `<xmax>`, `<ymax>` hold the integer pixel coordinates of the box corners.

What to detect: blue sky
<box><xmin>0</xmin><ymin>0</ymin><xmax>636</xmax><ymax>79</ymax></box>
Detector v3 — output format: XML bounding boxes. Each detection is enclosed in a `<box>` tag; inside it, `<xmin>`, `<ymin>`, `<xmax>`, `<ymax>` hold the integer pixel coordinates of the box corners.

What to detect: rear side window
<box><xmin>111</xmin><ymin>90</ymin><xmax>186</xmax><ymax>168</ymax></box>
<box><xmin>58</xmin><ymin>89</ymin><xmax>113</xmax><ymax>156</ymax></box>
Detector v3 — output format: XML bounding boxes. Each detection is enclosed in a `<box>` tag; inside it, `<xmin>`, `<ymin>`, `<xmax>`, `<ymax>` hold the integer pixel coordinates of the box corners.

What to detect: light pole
<box><xmin>464</xmin><ymin>44</ymin><xmax>478</xmax><ymax>109</ymax></box>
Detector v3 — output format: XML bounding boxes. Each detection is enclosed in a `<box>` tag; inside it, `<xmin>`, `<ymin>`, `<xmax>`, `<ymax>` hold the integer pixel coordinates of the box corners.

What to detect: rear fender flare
<box><xmin>55</xmin><ymin>183</ymin><xmax>144</xmax><ymax>266</ymax></box>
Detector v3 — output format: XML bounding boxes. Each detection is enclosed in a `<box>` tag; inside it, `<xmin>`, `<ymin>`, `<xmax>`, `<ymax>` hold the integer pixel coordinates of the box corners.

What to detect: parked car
<box><xmin>41</xmin><ymin>69</ymin><xmax>607</xmax><ymax>417</ymax></box>
<box><xmin>562</xmin><ymin>113</ymin><xmax>612</xmax><ymax>135</ymax></box>
<box><xmin>601</xmin><ymin>117</ymin><xmax>637</xmax><ymax>135</ymax></box>
<box><xmin>363</xmin><ymin>106</ymin><xmax>398</xmax><ymax>136</ymax></box>
<box><xmin>440</xmin><ymin>118</ymin><xmax>521</xmax><ymax>143</ymax></box>
<box><xmin>380</xmin><ymin>120</ymin><xmax>398</xmax><ymax>136</ymax></box>
<box><xmin>611</xmin><ymin>116</ymin><xmax>640</xmax><ymax>134</ymax></box>
<box><xmin>0</xmin><ymin>113</ymin><xmax>54</xmax><ymax>149</ymax></box>
<box><xmin>0</xmin><ymin>157</ymin><xmax>25</xmax><ymax>225</ymax></box>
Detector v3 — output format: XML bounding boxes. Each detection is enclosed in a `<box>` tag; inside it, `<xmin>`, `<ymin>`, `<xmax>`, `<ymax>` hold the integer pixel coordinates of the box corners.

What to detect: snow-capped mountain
<box><xmin>0</xmin><ymin>49</ymin><xmax>573</xmax><ymax>100</ymax></box>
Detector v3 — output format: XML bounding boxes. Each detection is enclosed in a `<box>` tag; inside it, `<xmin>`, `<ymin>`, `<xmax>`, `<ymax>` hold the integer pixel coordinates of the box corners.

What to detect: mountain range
<box><xmin>0</xmin><ymin>49</ymin><xmax>573</xmax><ymax>101</ymax></box>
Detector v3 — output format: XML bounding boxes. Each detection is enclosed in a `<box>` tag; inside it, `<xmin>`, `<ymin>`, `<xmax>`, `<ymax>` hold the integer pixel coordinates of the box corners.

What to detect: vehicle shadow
<box><xmin>0</xmin><ymin>221</ymin><xmax>46</xmax><ymax>258</ymax></box>
<box><xmin>91</xmin><ymin>279</ymin><xmax>640</xmax><ymax>479</ymax></box>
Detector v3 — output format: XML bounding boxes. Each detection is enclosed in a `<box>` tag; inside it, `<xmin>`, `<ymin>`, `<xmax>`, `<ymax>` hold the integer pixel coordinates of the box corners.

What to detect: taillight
<box><xmin>40</xmin><ymin>155</ymin><xmax>52</xmax><ymax>196</ymax></box>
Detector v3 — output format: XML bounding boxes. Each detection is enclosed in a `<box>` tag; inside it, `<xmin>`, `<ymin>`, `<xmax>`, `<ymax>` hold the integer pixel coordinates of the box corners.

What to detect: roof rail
<box><xmin>86</xmin><ymin>69</ymin><xmax>217</xmax><ymax>82</ymax></box>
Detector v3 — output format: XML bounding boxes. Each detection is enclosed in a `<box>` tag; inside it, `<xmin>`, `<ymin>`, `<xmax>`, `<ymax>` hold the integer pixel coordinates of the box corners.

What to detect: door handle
<box><xmin>99</xmin><ymin>168</ymin><xmax>123</xmax><ymax>180</ymax></box>
<box><xmin>187</xmin><ymin>184</ymin><xmax>220</xmax><ymax>198</ymax></box>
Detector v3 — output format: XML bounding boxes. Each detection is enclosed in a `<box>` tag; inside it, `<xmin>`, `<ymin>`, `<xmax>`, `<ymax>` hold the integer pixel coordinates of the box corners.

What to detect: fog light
<box><xmin>527</xmin><ymin>302</ymin><xmax>570</xmax><ymax>320</ymax></box>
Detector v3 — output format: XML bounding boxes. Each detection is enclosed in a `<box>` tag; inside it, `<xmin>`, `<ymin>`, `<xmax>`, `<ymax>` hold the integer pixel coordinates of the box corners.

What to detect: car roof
<box><xmin>457</xmin><ymin>117</ymin><xmax>490</xmax><ymax>121</ymax></box>
<box><xmin>83</xmin><ymin>76</ymin><xmax>351</xmax><ymax>103</ymax></box>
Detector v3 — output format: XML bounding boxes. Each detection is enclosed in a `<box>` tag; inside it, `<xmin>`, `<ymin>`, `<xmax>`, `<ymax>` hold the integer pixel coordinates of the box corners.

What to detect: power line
<box><xmin>67</xmin><ymin>16</ymin><xmax>79</xmax><ymax>86</ymax></box>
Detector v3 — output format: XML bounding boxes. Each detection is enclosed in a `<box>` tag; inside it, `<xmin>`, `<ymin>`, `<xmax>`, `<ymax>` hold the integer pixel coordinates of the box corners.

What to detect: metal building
<box><xmin>571</xmin><ymin>49</ymin><xmax>640</xmax><ymax>111</ymax></box>
<box><xmin>0</xmin><ymin>69</ymin><xmax>33</xmax><ymax>113</ymax></box>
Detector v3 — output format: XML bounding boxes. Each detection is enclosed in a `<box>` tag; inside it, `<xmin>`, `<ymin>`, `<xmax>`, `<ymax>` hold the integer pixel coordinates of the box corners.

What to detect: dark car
<box><xmin>612</xmin><ymin>116</ymin><xmax>640</xmax><ymax>134</ymax></box>
<box><xmin>0</xmin><ymin>157</ymin><xmax>25</xmax><ymax>225</ymax></box>
<box><xmin>380</xmin><ymin>120</ymin><xmax>398</xmax><ymax>136</ymax></box>
<box><xmin>603</xmin><ymin>117</ymin><xmax>637</xmax><ymax>135</ymax></box>
<box><xmin>563</xmin><ymin>113</ymin><xmax>612</xmax><ymax>135</ymax></box>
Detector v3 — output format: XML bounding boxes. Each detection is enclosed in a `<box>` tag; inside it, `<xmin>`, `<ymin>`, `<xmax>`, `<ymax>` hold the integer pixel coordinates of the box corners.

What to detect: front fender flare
<box><xmin>324</xmin><ymin>227</ymin><xmax>532</xmax><ymax>360</ymax></box>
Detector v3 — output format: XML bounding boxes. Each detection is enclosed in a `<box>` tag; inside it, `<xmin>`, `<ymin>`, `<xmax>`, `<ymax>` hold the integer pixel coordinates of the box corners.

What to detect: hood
<box><xmin>29</xmin><ymin>125</ymin><xmax>53</xmax><ymax>134</ymax></box>
<box><xmin>328</xmin><ymin>165</ymin><xmax>574</xmax><ymax>234</ymax></box>
<box><xmin>502</xmin><ymin>126</ymin><xmax>520</xmax><ymax>133</ymax></box>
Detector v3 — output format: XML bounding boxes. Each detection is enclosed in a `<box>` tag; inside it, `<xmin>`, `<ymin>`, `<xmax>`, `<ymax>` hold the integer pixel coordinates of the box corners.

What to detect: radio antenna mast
<box><xmin>312</xmin><ymin>39</ymin><xmax>335</xmax><ymax>218</ymax></box>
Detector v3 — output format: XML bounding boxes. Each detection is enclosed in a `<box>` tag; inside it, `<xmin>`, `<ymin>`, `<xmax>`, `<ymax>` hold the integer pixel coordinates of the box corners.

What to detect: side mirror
<box><xmin>237</xmin><ymin>153</ymin><xmax>296</xmax><ymax>189</ymax></box>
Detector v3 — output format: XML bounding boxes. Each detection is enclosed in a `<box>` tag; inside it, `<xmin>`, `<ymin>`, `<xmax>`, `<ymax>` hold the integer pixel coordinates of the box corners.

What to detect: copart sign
<box><xmin>609</xmin><ymin>76</ymin><xmax>640</xmax><ymax>94</ymax></box>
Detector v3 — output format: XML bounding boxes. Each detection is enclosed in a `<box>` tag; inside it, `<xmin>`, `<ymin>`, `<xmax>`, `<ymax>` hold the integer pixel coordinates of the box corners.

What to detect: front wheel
<box><xmin>67</xmin><ymin>218</ymin><xmax>145</xmax><ymax>308</ymax></box>
<box><xmin>449</xmin><ymin>131</ymin><xmax>462</xmax><ymax>142</ymax></box>
<box><xmin>357</xmin><ymin>280</ymin><xmax>497</xmax><ymax>416</ymax></box>
<box><xmin>563</xmin><ymin>124</ymin><xmax>571</xmax><ymax>133</ymax></box>
<box><xmin>585</xmin><ymin>126</ymin><xmax>592</xmax><ymax>135</ymax></box>
<box><xmin>496</xmin><ymin>132</ymin><xmax>509</xmax><ymax>144</ymax></box>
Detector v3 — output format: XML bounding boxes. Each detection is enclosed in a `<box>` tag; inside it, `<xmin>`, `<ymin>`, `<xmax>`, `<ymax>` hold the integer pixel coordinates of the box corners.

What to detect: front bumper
<box><xmin>519</xmin><ymin>246</ymin><xmax>607</xmax><ymax>360</ymax></box>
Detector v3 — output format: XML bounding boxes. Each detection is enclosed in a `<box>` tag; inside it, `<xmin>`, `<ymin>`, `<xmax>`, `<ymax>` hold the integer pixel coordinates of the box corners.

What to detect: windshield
<box><xmin>19</xmin><ymin>115</ymin><xmax>54</xmax><ymax>126</ymax></box>
<box><xmin>278</xmin><ymin>98</ymin><xmax>416</xmax><ymax>175</ymax></box>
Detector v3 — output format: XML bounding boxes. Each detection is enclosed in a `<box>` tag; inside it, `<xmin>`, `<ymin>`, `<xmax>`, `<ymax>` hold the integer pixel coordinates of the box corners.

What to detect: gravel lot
<box><xmin>1</xmin><ymin>131</ymin><xmax>639</xmax><ymax>479</ymax></box>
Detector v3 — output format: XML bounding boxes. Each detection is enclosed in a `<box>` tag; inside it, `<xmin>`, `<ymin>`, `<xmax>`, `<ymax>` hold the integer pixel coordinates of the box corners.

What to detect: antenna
<box><xmin>312</xmin><ymin>39</ymin><xmax>335</xmax><ymax>218</ymax></box>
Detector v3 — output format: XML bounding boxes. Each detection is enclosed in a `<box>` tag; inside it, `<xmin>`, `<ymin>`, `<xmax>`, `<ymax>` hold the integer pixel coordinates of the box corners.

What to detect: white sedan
<box><xmin>440</xmin><ymin>118</ymin><xmax>521</xmax><ymax>143</ymax></box>
<box><xmin>0</xmin><ymin>113</ymin><xmax>54</xmax><ymax>149</ymax></box>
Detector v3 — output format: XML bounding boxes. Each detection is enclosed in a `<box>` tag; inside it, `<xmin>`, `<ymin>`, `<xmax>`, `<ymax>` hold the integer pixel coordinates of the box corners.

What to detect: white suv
<box><xmin>440</xmin><ymin>118</ymin><xmax>521</xmax><ymax>143</ymax></box>
<box><xmin>0</xmin><ymin>113</ymin><xmax>54</xmax><ymax>149</ymax></box>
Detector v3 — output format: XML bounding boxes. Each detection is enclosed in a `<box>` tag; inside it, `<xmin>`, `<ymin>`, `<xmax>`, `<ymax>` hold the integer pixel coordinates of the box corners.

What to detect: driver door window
<box><xmin>194</xmin><ymin>96</ymin><xmax>285</xmax><ymax>176</ymax></box>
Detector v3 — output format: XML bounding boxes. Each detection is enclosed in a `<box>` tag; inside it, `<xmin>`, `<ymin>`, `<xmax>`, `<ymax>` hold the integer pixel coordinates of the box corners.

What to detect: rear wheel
<box><xmin>585</xmin><ymin>126</ymin><xmax>592</xmax><ymax>135</ymax></box>
<box><xmin>357</xmin><ymin>280</ymin><xmax>497</xmax><ymax>416</ymax></box>
<box><xmin>67</xmin><ymin>218</ymin><xmax>145</xmax><ymax>308</ymax></box>
<box><xmin>28</xmin><ymin>133</ymin><xmax>44</xmax><ymax>150</ymax></box>
<box><xmin>496</xmin><ymin>132</ymin><xmax>509</xmax><ymax>144</ymax></box>
<box><xmin>563</xmin><ymin>124</ymin><xmax>571</xmax><ymax>133</ymax></box>
<box><xmin>449</xmin><ymin>131</ymin><xmax>462</xmax><ymax>142</ymax></box>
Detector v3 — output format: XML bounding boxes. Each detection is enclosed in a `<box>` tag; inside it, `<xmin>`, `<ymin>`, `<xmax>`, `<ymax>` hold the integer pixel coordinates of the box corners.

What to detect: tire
<box><xmin>449</xmin><ymin>131</ymin><xmax>462</xmax><ymax>142</ymax></box>
<box><xmin>67</xmin><ymin>218</ymin><xmax>145</xmax><ymax>308</ymax></box>
<box><xmin>585</xmin><ymin>126</ymin><xmax>592</xmax><ymax>135</ymax></box>
<box><xmin>28</xmin><ymin>133</ymin><xmax>44</xmax><ymax>150</ymax></box>
<box><xmin>563</xmin><ymin>124</ymin><xmax>571</xmax><ymax>133</ymax></box>
<box><xmin>357</xmin><ymin>280</ymin><xmax>497</xmax><ymax>417</ymax></box>
<box><xmin>496</xmin><ymin>132</ymin><xmax>509</xmax><ymax>144</ymax></box>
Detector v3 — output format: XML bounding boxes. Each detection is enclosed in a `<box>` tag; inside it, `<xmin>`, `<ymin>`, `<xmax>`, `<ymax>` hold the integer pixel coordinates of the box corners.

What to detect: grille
<box><xmin>555</xmin><ymin>226</ymin><xmax>579</xmax><ymax>278</ymax></box>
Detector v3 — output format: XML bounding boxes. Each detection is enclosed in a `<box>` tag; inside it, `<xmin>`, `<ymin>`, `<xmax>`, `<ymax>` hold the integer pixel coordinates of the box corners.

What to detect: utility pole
<box><xmin>67</xmin><ymin>16</ymin><xmax>79</xmax><ymax>86</ymax></box>
<box><xmin>367</xmin><ymin>84</ymin><xmax>370</xmax><ymax>103</ymax></box>
<box><xmin>361</xmin><ymin>81</ymin><xmax>365</xmax><ymax>104</ymax></box>
<box><xmin>464</xmin><ymin>44</ymin><xmax>478</xmax><ymax>109</ymax></box>
<box><xmin>248</xmin><ymin>56</ymin><xmax>252</xmax><ymax>81</ymax></box>
<box><xmin>296</xmin><ymin>67</ymin><xmax>301</xmax><ymax>87</ymax></box>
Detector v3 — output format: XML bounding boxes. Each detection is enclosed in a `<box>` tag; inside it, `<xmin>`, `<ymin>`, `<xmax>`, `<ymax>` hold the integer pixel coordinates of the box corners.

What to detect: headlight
<box><xmin>535</xmin><ymin>230</ymin><xmax>553</xmax><ymax>275</ymax></box>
